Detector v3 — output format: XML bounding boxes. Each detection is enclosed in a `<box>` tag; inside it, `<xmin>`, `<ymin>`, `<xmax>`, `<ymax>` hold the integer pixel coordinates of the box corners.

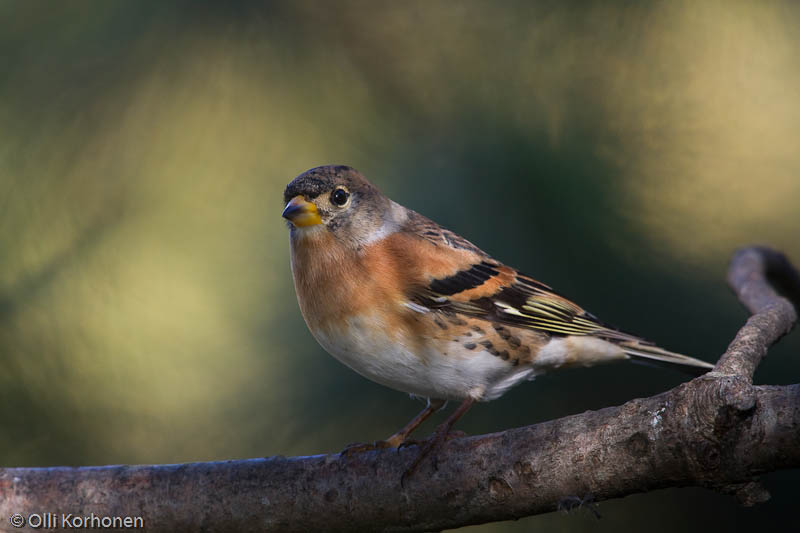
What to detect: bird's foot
<box><xmin>400</xmin><ymin>426</ymin><xmax>467</xmax><ymax>486</ymax></box>
<box><xmin>400</xmin><ymin>397</ymin><xmax>475</xmax><ymax>487</ymax></box>
<box><xmin>396</xmin><ymin>438</ymin><xmax>422</xmax><ymax>451</ymax></box>
<box><xmin>339</xmin><ymin>439</ymin><xmax>396</xmax><ymax>458</ymax></box>
<box><xmin>444</xmin><ymin>429</ymin><xmax>468</xmax><ymax>441</ymax></box>
<box><xmin>340</xmin><ymin>426</ymin><xmax>433</xmax><ymax>457</ymax></box>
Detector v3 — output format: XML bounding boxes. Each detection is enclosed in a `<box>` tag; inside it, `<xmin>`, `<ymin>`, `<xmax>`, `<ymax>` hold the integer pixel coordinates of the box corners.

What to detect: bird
<box><xmin>282</xmin><ymin>164</ymin><xmax>713</xmax><ymax>476</ymax></box>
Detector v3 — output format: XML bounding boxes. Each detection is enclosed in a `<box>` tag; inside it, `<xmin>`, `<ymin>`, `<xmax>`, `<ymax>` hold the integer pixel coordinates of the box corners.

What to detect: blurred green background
<box><xmin>1</xmin><ymin>1</ymin><xmax>799</xmax><ymax>531</ymax></box>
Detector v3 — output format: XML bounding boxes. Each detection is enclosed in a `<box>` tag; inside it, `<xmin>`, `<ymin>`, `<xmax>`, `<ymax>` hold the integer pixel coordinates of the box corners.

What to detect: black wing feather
<box><xmin>415</xmin><ymin>265</ymin><xmax>647</xmax><ymax>343</ymax></box>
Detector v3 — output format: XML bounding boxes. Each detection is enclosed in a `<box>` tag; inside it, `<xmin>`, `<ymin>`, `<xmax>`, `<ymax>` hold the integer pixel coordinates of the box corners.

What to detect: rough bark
<box><xmin>1</xmin><ymin>245</ymin><xmax>798</xmax><ymax>533</ymax></box>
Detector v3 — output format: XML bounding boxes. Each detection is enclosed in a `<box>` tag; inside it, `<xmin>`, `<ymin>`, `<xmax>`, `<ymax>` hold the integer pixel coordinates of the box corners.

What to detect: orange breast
<box><xmin>289</xmin><ymin>229</ymin><xmax>476</xmax><ymax>341</ymax></box>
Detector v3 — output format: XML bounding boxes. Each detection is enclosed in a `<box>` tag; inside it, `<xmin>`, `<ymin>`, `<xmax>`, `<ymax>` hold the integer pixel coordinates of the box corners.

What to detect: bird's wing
<box><xmin>401</xmin><ymin>209</ymin><xmax>633</xmax><ymax>341</ymax></box>
<box><xmin>411</xmin><ymin>258</ymin><xmax>638</xmax><ymax>342</ymax></box>
<box><xmin>398</xmin><ymin>210</ymin><xmax>714</xmax><ymax>373</ymax></box>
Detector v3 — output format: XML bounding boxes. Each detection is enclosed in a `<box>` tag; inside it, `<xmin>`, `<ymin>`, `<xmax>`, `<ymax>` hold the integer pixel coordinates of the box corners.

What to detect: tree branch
<box><xmin>1</xmin><ymin>246</ymin><xmax>798</xmax><ymax>532</ymax></box>
<box><xmin>715</xmin><ymin>246</ymin><xmax>799</xmax><ymax>378</ymax></box>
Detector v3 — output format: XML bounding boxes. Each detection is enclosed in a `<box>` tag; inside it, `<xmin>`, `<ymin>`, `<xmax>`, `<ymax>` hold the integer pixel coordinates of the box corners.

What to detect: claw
<box><xmin>339</xmin><ymin>440</ymin><xmax>393</xmax><ymax>458</ymax></box>
<box><xmin>445</xmin><ymin>429</ymin><xmax>468</xmax><ymax>441</ymax></box>
<box><xmin>401</xmin><ymin>427</ymin><xmax>451</xmax><ymax>484</ymax></box>
<box><xmin>400</xmin><ymin>397</ymin><xmax>475</xmax><ymax>486</ymax></box>
<box><xmin>397</xmin><ymin>439</ymin><xmax>422</xmax><ymax>451</ymax></box>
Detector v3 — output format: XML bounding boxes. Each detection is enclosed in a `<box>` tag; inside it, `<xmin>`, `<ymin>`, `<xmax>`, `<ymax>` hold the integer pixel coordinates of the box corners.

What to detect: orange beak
<box><xmin>282</xmin><ymin>195</ymin><xmax>322</xmax><ymax>227</ymax></box>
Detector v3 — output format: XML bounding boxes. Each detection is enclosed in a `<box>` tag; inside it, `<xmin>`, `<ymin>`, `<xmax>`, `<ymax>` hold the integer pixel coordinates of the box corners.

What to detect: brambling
<box><xmin>282</xmin><ymin>165</ymin><xmax>713</xmax><ymax>473</ymax></box>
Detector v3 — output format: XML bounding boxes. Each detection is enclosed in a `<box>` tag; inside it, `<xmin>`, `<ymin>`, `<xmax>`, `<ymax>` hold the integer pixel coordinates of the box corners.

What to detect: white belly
<box><xmin>310</xmin><ymin>312</ymin><xmax>536</xmax><ymax>401</ymax></box>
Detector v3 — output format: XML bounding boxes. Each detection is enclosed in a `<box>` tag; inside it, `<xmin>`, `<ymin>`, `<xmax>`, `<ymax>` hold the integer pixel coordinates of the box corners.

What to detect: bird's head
<box><xmin>282</xmin><ymin>165</ymin><xmax>394</xmax><ymax>247</ymax></box>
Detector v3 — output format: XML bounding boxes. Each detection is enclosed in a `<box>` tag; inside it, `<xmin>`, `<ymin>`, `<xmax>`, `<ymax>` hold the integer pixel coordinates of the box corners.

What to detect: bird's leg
<box><xmin>402</xmin><ymin>396</ymin><xmax>475</xmax><ymax>485</ymax></box>
<box><xmin>384</xmin><ymin>398</ymin><xmax>446</xmax><ymax>447</ymax></box>
<box><xmin>340</xmin><ymin>398</ymin><xmax>445</xmax><ymax>456</ymax></box>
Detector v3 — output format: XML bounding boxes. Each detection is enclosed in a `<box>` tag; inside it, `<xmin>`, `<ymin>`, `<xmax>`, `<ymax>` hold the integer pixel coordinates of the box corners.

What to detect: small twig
<box><xmin>728</xmin><ymin>246</ymin><xmax>800</xmax><ymax>314</ymax></box>
<box><xmin>715</xmin><ymin>246</ymin><xmax>798</xmax><ymax>379</ymax></box>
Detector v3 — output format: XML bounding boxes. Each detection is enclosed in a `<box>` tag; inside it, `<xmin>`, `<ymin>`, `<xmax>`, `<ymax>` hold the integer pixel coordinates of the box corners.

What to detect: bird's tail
<box><xmin>617</xmin><ymin>340</ymin><xmax>714</xmax><ymax>376</ymax></box>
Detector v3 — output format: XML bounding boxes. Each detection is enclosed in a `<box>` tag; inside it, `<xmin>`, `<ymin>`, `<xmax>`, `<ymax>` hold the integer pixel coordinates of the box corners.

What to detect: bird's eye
<box><xmin>330</xmin><ymin>187</ymin><xmax>349</xmax><ymax>207</ymax></box>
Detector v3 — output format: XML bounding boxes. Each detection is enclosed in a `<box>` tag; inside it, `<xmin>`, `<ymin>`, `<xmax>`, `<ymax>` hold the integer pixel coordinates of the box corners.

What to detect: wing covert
<box><xmin>413</xmin><ymin>264</ymin><xmax>642</xmax><ymax>342</ymax></box>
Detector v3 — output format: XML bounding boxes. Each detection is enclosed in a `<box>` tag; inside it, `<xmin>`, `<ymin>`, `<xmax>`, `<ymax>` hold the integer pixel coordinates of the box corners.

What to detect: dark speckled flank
<box><xmin>479</xmin><ymin>339</ymin><xmax>495</xmax><ymax>351</ymax></box>
<box><xmin>471</xmin><ymin>331</ymin><xmax>526</xmax><ymax>366</ymax></box>
<box><xmin>493</xmin><ymin>323</ymin><xmax>522</xmax><ymax>348</ymax></box>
